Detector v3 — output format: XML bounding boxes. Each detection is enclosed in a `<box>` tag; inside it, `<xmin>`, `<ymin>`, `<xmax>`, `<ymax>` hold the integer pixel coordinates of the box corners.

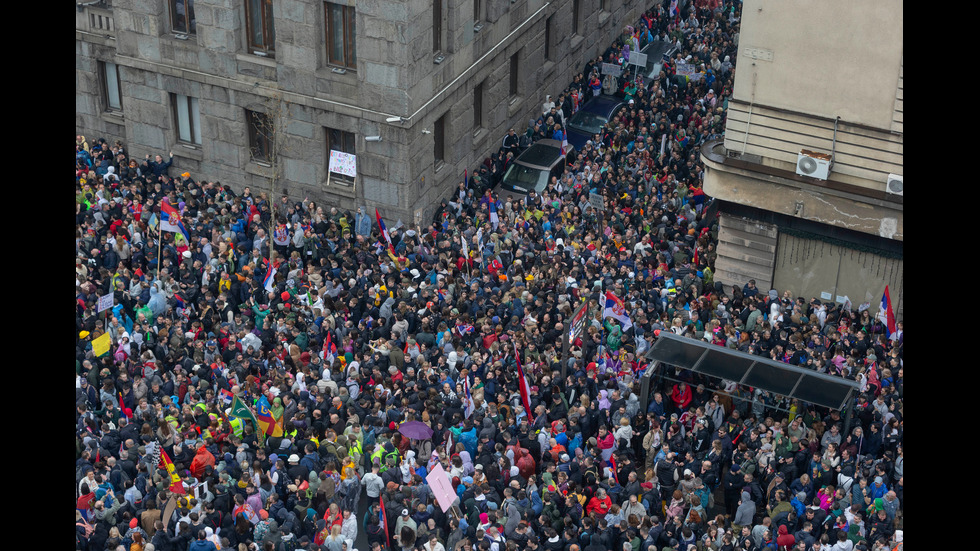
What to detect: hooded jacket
<box><xmin>733</xmin><ymin>491</ymin><xmax>756</xmax><ymax>526</ymax></box>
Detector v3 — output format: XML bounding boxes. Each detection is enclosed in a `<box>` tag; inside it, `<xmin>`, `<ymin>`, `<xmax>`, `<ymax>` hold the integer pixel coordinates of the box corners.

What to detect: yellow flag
<box><xmin>92</xmin><ymin>333</ymin><xmax>111</xmax><ymax>357</ymax></box>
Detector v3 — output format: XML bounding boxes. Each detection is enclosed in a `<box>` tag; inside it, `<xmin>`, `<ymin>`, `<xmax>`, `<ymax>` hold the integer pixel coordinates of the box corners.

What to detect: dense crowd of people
<box><xmin>76</xmin><ymin>2</ymin><xmax>903</xmax><ymax>551</ymax></box>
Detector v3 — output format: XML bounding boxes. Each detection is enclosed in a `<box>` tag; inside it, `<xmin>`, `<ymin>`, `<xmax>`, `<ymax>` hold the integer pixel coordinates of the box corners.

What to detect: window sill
<box><xmin>541</xmin><ymin>60</ymin><xmax>555</xmax><ymax>79</ymax></box>
<box><xmin>507</xmin><ymin>96</ymin><xmax>524</xmax><ymax>117</ymax></box>
<box><xmin>434</xmin><ymin>161</ymin><xmax>446</xmax><ymax>173</ymax></box>
<box><xmin>325</xmin><ymin>179</ymin><xmax>357</xmax><ymax>199</ymax></box>
<box><xmin>598</xmin><ymin>12</ymin><xmax>611</xmax><ymax>26</ymax></box>
<box><xmin>245</xmin><ymin>161</ymin><xmax>274</xmax><ymax>179</ymax></box>
<box><xmin>473</xmin><ymin>127</ymin><xmax>489</xmax><ymax>149</ymax></box>
<box><xmin>237</xmin><ymin>52</ymin><xmax>277</xmax><ymax>67</ymax></box>
<box><xmin>175</xmin><ymin>144</ymin><xmax>204</xmax><ymax>161</ymax></box>
<box><xmin>101</xmin><ymin>110</ymin><xmax>125</xmax><ymax>124</ymax></box>
<box><xmin>570</xmin><ymin>35</ymin><xmax>585</xmax><ymax>51</ymax></box>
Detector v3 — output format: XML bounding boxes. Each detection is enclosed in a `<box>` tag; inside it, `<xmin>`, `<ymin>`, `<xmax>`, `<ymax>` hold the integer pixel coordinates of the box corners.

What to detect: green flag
<box><xmin>230</xmin><ymin>395</ymin><xmax>259</xmax><ymax>433</ymax></box>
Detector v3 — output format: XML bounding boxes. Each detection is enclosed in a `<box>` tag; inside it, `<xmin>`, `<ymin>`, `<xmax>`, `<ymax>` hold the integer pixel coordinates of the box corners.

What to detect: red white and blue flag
<box><xmin>877</xmin><ymin>285</ymin><xmax>897</xmax><ymax>338</ymax></box>
<box><xmin>603</xmin><ymin>291</ymin><xmax>633</xmax><ymax>331</ymax></box>
<box><xmin>375</xmin><ymin>208</ymin><xmax>395</xmax><ymax>254</ymax></box>
<box><xmin>669</xmin><ymin>0</ymin><xmax>679</xmax><ymax>17</ymax></box>
<box><xmin>160</xmin><ymin>201</ymin><xmax>191</xmax><ymax>243</ymax></box>
<box><xmin>463</xmin><ymin>376</ymin><xmax>474</xmax><ymax>419</ymax></box>
<box><xmin>263</xmin><ymin>260</ymin><xmax>278</xmax><ymax>292</ymax></box>
<box><xmin>515</xmin><ymin>350</ymin><xmax>534</xmax><ymax>424</ymax></box>
<box><xmin>219</xmin><ymin>388</ymin><xmax>234</xmax><ymax>407</ymax></box>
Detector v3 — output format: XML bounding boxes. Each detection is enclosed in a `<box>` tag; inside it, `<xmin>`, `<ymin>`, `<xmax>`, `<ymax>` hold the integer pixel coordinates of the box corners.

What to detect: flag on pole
<box><xmin>273</xmin><ymin>223</ymin><xmax>290</xmax><ymax>247</ymax></box>
<box><xmin>603</xmin><ymin>291</ymin><xmax>633</xmax><ymax>331</ymax></box>
<box><xmin>515</xmin><ymin>350</ymin><xmax>534</xmax><ymax>424</ymax></box>
<box><xmin>323</xmin><ymin>331</ymin><xmax>337</xmax><ymax>364</ymax></box>
<box><xmin>375</xmin><ymin>208</ymin><xmax>395</xmax><ymax>254</ymax></box>
<box><xmin>263</xmin><ymin>260</ymin><xmax>278</xmax><ymax>293</ymax></box>
<box><xmin>148</xmin><ymin>212</ymin><xmax>159</xmax><ymax>233</ymax></box>
<box><xmin>230</xmin><ymin>394</ymin><xmax>260</xmax><ymax>433</ymax></box>
<box><xmin>877</xmin><ymin>286</ymin><xmax>897</xmax><ymax>338</ymax></box>
<box><xmin>380</xmin><ymin>495</ymin><xmax>391</xmax><ymax>548</ymax></box>
<box><xmin>160</xmin><ymin>201</ymin><xmax>191</xmax><ymax>243</ymax></box>
<box><xmin>118</xmin><ymin>392</ymin><xmax>133</xmax><ymax>419</ymax></box>
<box><xmin>463</xmin><ymin>376</ymin><xmax>474</xmax><ymax>419</ymax></box>
<box><xmin>669</xmin><ymin>0</ymin><xmax>679</xmax><ymax>17</ymax></box>
<box><xmin>489</xmin><ymin>200</ymin><xmax>499</xmax><ymax>230</ymax></box>
<box><xmin>608</xmin><ymin>453</ymin><xmax>620</xmax><ymax>484</ymax></box>
<box><xmin>464</xmin><ymin>169</ymin><xmax>468</xmax><ymax>191</ymax></box>
<box><xmin>160</xmin><ymin>448</ymin><xmax>186</xmax><ymax>494</ymax></box>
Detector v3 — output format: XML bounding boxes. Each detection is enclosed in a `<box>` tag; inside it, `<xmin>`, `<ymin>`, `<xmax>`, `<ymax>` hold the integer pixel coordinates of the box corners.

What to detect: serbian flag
<box><xmin>463</xmin><ymin>169</ymin><xmax>469</xmax><ymax>192</ymax></box>
<box><xmin>463</xmin><ymin>376</ymin><xmax>474</xmax><ymax>419</ymax></box>
<box><xmin>219</xmin><ymin>388</ymin><xmax>234</xmax><ymax>407</ymax></box>
<box><xmin>669</xmin><ymin>0</ymin><xmax>679</xmax><ymax>17</ymax></box>
<box><xmin>515</xmin><ymin>351</ymin><xmax>534</xmax><ymax>424</ymax></box>
<box><xmin>608</xmin><ymin>453</ymin><xmax>620</xmax><ymax>484</ymax></box>
<box><xmin>159</xmin><ymin>449</ymin><xmax>186</xmax><ymax>494</ymax></box>
<box><xmin>489</xmin><ymin>200</ymin><xmax>499</xmax><ymax>230</ymax></box>
<box><xmin>603</xmin><ymin>291</ymin><xmax>633</xmax><ymax>331</ymax></box>
<box><xmin>380</xmin><ymin>495</ymin><xmax>391</xmax><ymax>548</ymax></box>
<box><xmin>263</xmin><ymin>260</ymin><xmax>278</xmax><ymax>292</ymax></box>
<box><xmin>877</xmin><ymin>286</ymin><xmax>897</xmax><ymax>338</ymax></box>
<box><xmin>375</xmin><ymin>208</ymin><xmax>395</xmax><ymax>254</ymax></box>
<box><xmin>323</xmin><ymin>331</ymin><xmax>337</xmax><ymax>364</ymax></box>
<box><xmin>160</xmin><ymin>201</ymin><xmax>191</xmax><ymax>243</ymax></box>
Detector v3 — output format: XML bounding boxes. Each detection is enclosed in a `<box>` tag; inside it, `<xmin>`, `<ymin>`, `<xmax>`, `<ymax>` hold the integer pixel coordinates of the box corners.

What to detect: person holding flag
<box><xmin>515</xmin><ymin>350</ymin><xmax>534</xmax><ymax>424</ymax></box>
<box><xmin>878</xmin><ymin>285</ymin><xmax>897</xmax><ymax>339</ymax></box>
<box><xmin>159</xmin><ymin>199</ymin><xmax>191</xmax><ymax>243</ymax></box>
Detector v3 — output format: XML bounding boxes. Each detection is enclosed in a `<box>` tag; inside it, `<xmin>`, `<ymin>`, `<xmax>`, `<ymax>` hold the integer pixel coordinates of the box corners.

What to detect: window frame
<box><xmin>170</xmin><ymin>0</ymin><xmax>196</xmax><ymax>35</ymax></box>
<box><xmin>545</xmin><ymin>15</ymin><xmax>554</xmax><ymax>61</ymax></box>
<box><xmin>246</xmin><ymin>110</ymin><xmax>272</xmax><ymax>163</ymax></box>
<box><xmin>99</xmin><ymin>61</ymin><xmax>123</xmax><ymax>113</ymax></box>
<box><xmin>325</xmin><ymin>2</ymin><xmax>356</xmax><ymax>70</ymax></box>
<box><xmin>245</xmin><ymin>0</ymin><xmax>276</xmax><ymax>56</ymax></box>
<box><xmin>573</xmin><ymin>0</ymin><xmax>581</xmax><ymax>35</ymax></box>
<box><xmin>326</xmin><ymin>127</ymin><xmax>357</xmax><ymax>185</ymax></box>
<box><xmin>434</xmin><ymin>113</ymin><xmax>447</xmax><ymax>166</ymax></box>
<box><xmin>473</xmin><ymin>80</ymin><xmax>484</xmax><ymax>129</ymax></box>
<box><xmin>509</xmin><ymin>51</ymin><xmax>520</xmax><ymax>97</ymax></box>
<box><xmin>172</xmin><ymin>93</ymin><xmax>202</xmax><ymax>146</ymax></box>
<box><xmin>433</xmin><ymin>0</ymin><xmax>443</xmax><ymax>53</ymax></box>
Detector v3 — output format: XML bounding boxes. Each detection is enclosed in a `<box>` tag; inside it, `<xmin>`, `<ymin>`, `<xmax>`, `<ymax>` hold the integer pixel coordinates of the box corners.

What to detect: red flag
<box><xmin>609</xmin><ymin>453</ymin><xmax>620</xmax><ymax>484</ymax></box>
<box><xmin>515</xmin><ymin>351</ymin><xmax>534</xmax><ymax>424</ymax></box>
<box><xmin>380</xmin><ymin>495</ymin><xmax>391</xmax><ymax>548</ymax></box>
<box><xmin>118</xmin><ymin>392</ymin><xmax>133</xmax><ymax>419</ymax></box>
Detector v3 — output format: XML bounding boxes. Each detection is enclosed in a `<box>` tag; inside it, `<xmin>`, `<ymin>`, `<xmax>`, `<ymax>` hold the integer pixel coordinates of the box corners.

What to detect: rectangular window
<box><xmin>434</xmin><ymin>113</ymin><xmax>446</xmax><ymax>165</ymax></box>
<box><xmin>246</xmin><ymin>0</ymin><xmax>276</xmax><ymax>55</ymax></box>
<box><xmin>433</xmin><ymin>0</ymin><xmax>442</xmax><ymax>52</ymax></box>
<box><xmin>172</xmin><ymin>94</ymin><xmax>202</xmax><ymax>145</ymax></box>
<box><xmin>473</xmin><ymin>0</ymin><xmax>481</xmax><ymax>22</ymax></box>
<box><xmin>246</xmin><ymin>110</ymin><xmax>272</xmax><ymax>163</ymax></box>
<box><xmin>171</xmin><ymin>0</ymin><xmax>196</xmax><ymax>34</ymax></box>
<box><xmin>325</xmin><ymin>2</ymin><xmax>356</xmax><ymax>69</ymax></box>
<box><xmin>509</xmin><ymin>51</ymin><xmax>519</xmax><ymax>96</ymax></box>
<box><xmin>601</xmin><ymin>0</ymin><xmax>608</xmax><ymax>12</ymax></box>
<box><xmin>326</xmin><ymin>127</ymin><xmax>356</xmax><ymax>184</ymax></box>
<box><xmin>545</xmin><ymin>15</ymin><xmax>553</xmax><ymax>61</ymax></box>
<box><xmin>99</xmin><ymin>61</ymin><xmax>123</xmax><ymax>112</ymax></box>
<box><xmin>473</xmin><ymin>81</ymin><xmax>484</xmax><ymax>128</ymax></box>
<box><xmin>573</xmin><ymin>0</ymin><xmax>580</xmax><ymax>35</ymax></box>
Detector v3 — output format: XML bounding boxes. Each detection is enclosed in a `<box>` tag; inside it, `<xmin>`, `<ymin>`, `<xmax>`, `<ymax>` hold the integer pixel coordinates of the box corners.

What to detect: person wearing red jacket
<box><xmin>671</xmin><ymin>382</ymin><xmax>692</xmax><ymax>412</ymax></box>
<box><xmin>776</xmin><ymin>524</ymin><xmax>796</xmax><ymax>548</ymax></box>
<box><xmin>585</xmin><ymin>488</ymin><xmax>612</xmax><ymax>516</ymax></box>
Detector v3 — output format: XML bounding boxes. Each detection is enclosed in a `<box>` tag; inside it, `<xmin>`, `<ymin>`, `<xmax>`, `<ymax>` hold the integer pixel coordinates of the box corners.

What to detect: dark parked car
<box><xmin>498</xmin><ymin>139</ymin><xmax>570</xmax><ymax>197</ymax></box>
<box><xmin>565</xmin><ymin>96</ymin><xmax>624</xmax><ymax>151</ymax></box>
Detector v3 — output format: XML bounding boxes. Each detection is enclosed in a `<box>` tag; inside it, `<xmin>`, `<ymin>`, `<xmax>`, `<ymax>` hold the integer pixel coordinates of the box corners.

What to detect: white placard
<box><xmin>820</xmin><ymin>292</ymin><xmax>832</xmax><ymax>300</ymax></box>
<box><xmin>328</xmin><ymin>150</ymin><xmax>357</xmax><ymax>178</ymax></box>
<box><xmin>98</xmin><ymin>293</ymin><xmax>114</xmax><ymax>313</ymax></box>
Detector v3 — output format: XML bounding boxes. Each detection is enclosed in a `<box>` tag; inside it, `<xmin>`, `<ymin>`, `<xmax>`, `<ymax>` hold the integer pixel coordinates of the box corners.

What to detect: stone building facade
<box><xmin>700</xmin><ymin>0</ymin><xmax>903</xmax><ymax>315</ymax></box>
<box><xmin>77</xmin><ymin>0</ymin><xmax>650</xmax><ymax>223</ymax></box>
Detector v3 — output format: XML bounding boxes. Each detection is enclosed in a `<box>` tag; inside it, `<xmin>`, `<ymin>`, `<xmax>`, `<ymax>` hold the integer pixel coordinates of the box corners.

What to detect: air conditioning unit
<box><xmin>885</xmin><ymin>173</ymin><xmax>903</xmax><ymax>196</ymax></box>
<box><xmin>796</xmin><ymin>149</ymin><xmax>832</xmax><ymax>180</ymax></box>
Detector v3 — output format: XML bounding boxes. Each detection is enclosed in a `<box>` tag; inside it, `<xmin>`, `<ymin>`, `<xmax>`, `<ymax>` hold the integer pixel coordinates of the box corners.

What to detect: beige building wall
<box><xmin>724</xmin><ymin>0</ymin><xmax>903</xmax><ymax>193</ymax></box>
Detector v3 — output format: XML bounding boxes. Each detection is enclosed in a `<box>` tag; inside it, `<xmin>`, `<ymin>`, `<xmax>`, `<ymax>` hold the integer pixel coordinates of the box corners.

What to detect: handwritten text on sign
<box><xmin>329</xmin><ymin>150</ymin><xmax>357</xmax><ymax>178</ymax></box>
